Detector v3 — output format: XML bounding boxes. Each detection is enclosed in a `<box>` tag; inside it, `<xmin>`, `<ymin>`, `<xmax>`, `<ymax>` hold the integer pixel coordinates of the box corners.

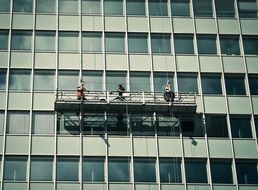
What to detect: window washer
<box><xmin>77</xmin><ymin>82</ymin><xmax>87</xmax><ymax>100</ymax></box>
<box><xmin>114</xmin><ymin>84</ymin><xmax>125</xmax><ymax>101</ymax></box>
<box><xmin>164</xmin><ymin>80</ymin><xmax>175</xmax><ymax>102</ymax></box>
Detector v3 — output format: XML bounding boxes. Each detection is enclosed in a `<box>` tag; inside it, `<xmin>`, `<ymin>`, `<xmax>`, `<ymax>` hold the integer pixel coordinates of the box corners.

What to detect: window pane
<box><xmin>237</xmin><ymin>0</ymin><xmax>258</xmax><ymax>18</ymax></box>
<box><xmin>30</xmin><ymin>157</ymin><xmax>53</xmax><ymax>181</ymax></box>
<box><xmin>0</xmin><ymin>69</ymin><xmax>7</xmax><ymax>90</ymax></box>
<box><xmin>0</xmin><ymin>30</ymin><xmax>8</xmax><ymax>50</ymax></box>
<box><xmin>109</xmin><ymin>158</ymin><xmax>130</xmax><ymax>182</ymax></box>
<box><xmin>82</xmin><ymin>0</ymin><xmax>101</xmax><ymax>14</ymax></box>
<box><xmin>210</xmin><ymin>160</ymin><xmax>233</xmax><ymax>184</ymax></box>
<box><xmin>131</xmin><ymin>114</ymin><xmax>155</xmax><ymax>136</ymax></box>
<box><xmin>160</xmin><ymin>158</ymin><xmax>182</xmax><ymax>183</ymax></box>
<box><xmin>82</xmin><ymin>32</ymin><xmax>102</xmax><ymax>52</ymax></box>
<box><xmin>185</xmin><ymin>159</ymin><xmax>208</xmax><ymax>183</ymax></box>
<box><xmin>36</xmin><ymin>0</ymin><xmax>56</xmax><ymax>13</ymax></box>
<box><xmin>171</xmin><ymin>0</ymin><xmax>190</xmax><ymax>17</ymax></box>
<box><xmin>255</xmin><ymin>117</ymin><xmax>258</xmax><ymax>139</ymax></box>
<box><xmin>128</xmin><ymin>33</ymin><xmax>148</xmax><ymax>53</ymax></box>
<box><xmin>249</xmin><ymin>75</ymin><xmax>258</xmax><ymax>95</ymax></box>
<box><xmin>178</xmin><ymin>74</ymin><xmax>198</xmax><ymax>93</ymax></box>
<box><xmin>83</xmin><ymin>157</ymin><xmax>105</xmax><ymax>182</ymax></box>
<box><xmin>193</xmin><ymin>0</ymin><xmax>213</xmax><ymax>17</ymax></box>
<box><xmin>225</xmin><ymin>75</ymin><xmax>246</xmax><ymax>95</ymax></box>
<box><xmin>11</xmin><ymin>31</ymin><xmax>32</xmax><ymax>50</ymax></box>
<box><xmin>197</xmin><ymin>35</ymin><xmax>217</xmax><ymax>54</ymax></box>
<box><xmin>201</xmin><ymin>75</ymin><xmax>222</xmax><ymax>94</ymax></box>
<box><xmin>230</xmin><ymin>117</ymin><xmax>252</xmax><ymax>138</ymax></box>
<box><xmin>0</xmin><ymin>0</ymin><xmax>10</xmax><ymax>12</ymax></box>
<box><xmin>35</xmin><ymin>31</ymin><xmax>55</xmax><ymax>51</ymax></box>
<box><xmin>174</xmin><ymin>34</ymin><xmax>194</xmax><ymax>54</ymax></box>
<box><xmin>59</xmin><ymin>0</ymin><xmax>78</xmax><ymax>14</ymax></box>
<box><xmin>9</xmin><ymin>70</ymin><xmax>31</xmax><ymax>91</ymax></box>
<box><xmin>105</xmin><ymin>33</ymin><xmax>125</xmax><ymax>52</ymax></box>
<box><xmin>134</xmin><ymin>158</ymin><xmax>156</xmax><ymax>182</ymax></box>
<box><xmin>7</xmin><ymin>111</ymin><xmax>30</xmax><ymax>134</ymax></box>
<box><xmin>220</xmin><ymin>36</ymin><xmax>240</xmax><ymax>55</ymax></box>
<box><xmin>58</xmin><ymin>71</ymin><xmax>78</xmax><ymax>90</ymax></box>
<box><xmin>243</xmin><ymin>36</ymin><xmax>258</xmax><ymax>55</ymax></box>
<box><xmin>151</xmin><ymin>34</ymin><xmax>171</xmax><ymax>53</ymax></box>
<box><xmin>34</xmin><ymin>70</ymin><xmax>55</xmax><ymax>91</ymax></box>
<box><xmin>83</xmin><ymin>112</ymin><xmax>105</xmax><ymax>135</ymax></box>
<box><xmin>57</xmin><ymin>113</ymin><xmax>80</xmax><ymax>135</ymax></box>
<box><xmin>0</xmin><ymin>111</ymin><xmax>4</xmax><ymax>133</ymax></box>
<box><xmin>130</xmin><ymin>72</ymin><xmax>150</xmax><ymax>92</ymax></box>
<box><xmin>59</xmin><ymin>32</ymin><xmax>79</xmax><ymax>51</ymax></box>
<box><xmin>215</xmin><ymin>0</ymin><xmax>235</xmax><ymax>17</ymax></box>
<box><xmin>236</xmin><ymin>160</ymin><xmax>258</xmax><ymax>184</ymax></box>
<box><xmin>127</xmin><ymin>0</ymin><xmax>145</xmax><ymax>15</ymax></box>
<box><xmin>104</xmin><ymin>0</ymin><xmax>123</xmax><ymax>15</ymax></box>
<box><xmin>13</xmin><ymin>0</ymin><xmax>33</xmax><ymax>12</ymax></box>
<box><xmin>206</xmin><ymin>115</ymin><xmax>228</xmax><ymax>137</ymax></box>
<box><xmin>32</xmin><ymin>112</ymin><xmax>55</xmax><ymax>134</ymax></box>
<box><xmin>57</xmin><ymin>157</ymin><xmax>79</xmax><ymax>181</ymax></box>
<box><xmin>149</xmin><ymin>0</ymin><xmax>168</xmax><ymax>16</ymax></box>
<box><xmin>107</xmin><ymin>113</ymin><xmax>128</xmax><ymax>135</ymax></box>
<box><xmin>82</xmin><ymin>71</ymin><xmax>103</xmax><ymax>91</ymax></box>
<box><xmin>153</xmin><ymin>72</ymin><xmax>173</xmax><ymax>92</ymax></box>
<box><xmin>4</xmin><ymin>157</ymin><xmax>27</xmax><ymax>181</ymax></box>
<box><xmin>106</xmin><ymin>72</ymin><xmax>126</xmax><ymax>91</ymax></box>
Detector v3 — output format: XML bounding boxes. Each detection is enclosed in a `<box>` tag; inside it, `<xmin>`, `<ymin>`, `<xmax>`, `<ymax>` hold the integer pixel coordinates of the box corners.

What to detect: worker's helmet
<box><xmin>118</xmin><ymin>84</ymin><xmax>122</xmax><ymax>87</ymax></box>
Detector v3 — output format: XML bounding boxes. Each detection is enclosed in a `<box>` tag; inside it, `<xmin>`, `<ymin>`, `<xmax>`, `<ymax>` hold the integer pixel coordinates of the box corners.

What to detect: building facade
<box><xmin>0</xmin><ymin>0</ymin><xmax>258</xmax><ymax>190</ymax></box>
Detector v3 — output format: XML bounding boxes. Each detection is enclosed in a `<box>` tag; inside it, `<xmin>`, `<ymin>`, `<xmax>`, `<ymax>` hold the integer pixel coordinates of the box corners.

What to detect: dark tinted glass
<box><xmin>206</xmin><ymin>115</ymin><xmax>228</xmax><ymax>137</ymax></box>
<box><xmin>174</xmin><ymin>35</ymin><xmax>194</xmax><ymax>54</ymax></box>
<box><xmin>210</xmin><ymin>160</ymin><xmax>233</xmax><ymax>184</ymax></box>
<box><xmin>178</xmin><ymin>74</ymin><xmax>198</xmax><ymax>93</ymax></box>
<box><xmin>215</xmin><ymin>0</ymin><xmax>235</xmax><ymax>17</ymax></box>
<box><xmin>201</xmin><ymin>75</ymin><xmax>222</xmax><ymax>94</ymax></box>
<box><xmin>236</xmin><ymin>161</ymin><xmax>258</xmax><ymax>184</ymax></box>
<box><xmin>83</xmin><ymin>157</ymin><xmax>104</xmax><ymax>182</ymax></box>
<box><xmin>149</xmin><ymin>0</ymin><xmax>168</xmax><ymax>16</ymax></box>
<box><xmin>105</xmin><ymin>33</ymin><xmax>125</xmax><ymax>52</ymax></box>
<box><xmin>82</xmin><ymin>0</ymin><xmax>101</xmax><ymax>14</ymax></box>
<box><xmin>243</xmin><ymin>36</ymin><xmax>258</xmax><ymax>55</ymax></box>
<box><xmin>220</xmin><ymin>36</ymin><xmax>240</xmax><ymax>55</ymax></box>
<box><xmin>153</xmin><ymin>73</ymin><xmax>173</xmax><ymax>92</ymax></box>
<box><xmin>225</xmin><ymin>76</ymin><xmax>246</xmax><ymax>95</ymax></box>
<box><xmin>249</xmin><ymin>75</ymin><xmax>258</xmax><ymax>95</ymax></box>
<box><xmin>171</xmin><ymin>0</ymin><xmax>190</xmax><ymax>17</ymax></box>
<box><xmin>13</xmin><ymin>0</ymin><xmax>33</xmax><ymax>12</ymax></box>
<box><xmin>237</xmin><ymin>0</ymin><xmax>258</xmax><ymax>18</ymax></box>
<box><xmin>185</xmin><ymin>159</ymin><xmax>208</xmax><ymax>183</ymax></box>
<box><xmin>0</xmin><ymin>30</ymin><xmax>8</xmax><ymax>50</ymax></box>
<box><xmin>104</xmin><ymin>0</ymin><xmax>123</xmax><ymax>15</ymax></box>
<box><xmin>36</xmin><ymin>0</ymin><xmax>56</xmax><ymax>13</ymax></box>
<box><xmin>4</xmin><ymin>156</ymin><xmax>27</xmax><ymax>180</ymax></box>
<box><xmin>230</xmin><ymin>117</ymin><xmax>252</xmax><ymax>138</ymax></box>
<box><xmin>0</xmin><ymin>70</ymin><xmax>6</xmax><ymax>90</ymax></box>
<box><xmin>109</xmin><ymin>158</ymin><xmax>130</xmax><ymax>182</ymax></box>
<box><xmin>151</xmin><ymin>34</ymin><xmax>171</xmax><ymax>53</ymax></box>
<box><xmin>11</xmin><ymin>31</ymin><xmax>32</xmax><ymax>50</ymax></box>
<box><xmin>57</xmin><ymin>157</ymin><xmax>79</xmax><ymax>181</ymax></box>
<box><xmin>193</xmin><ymin>0</ymin><xmax>213</xmax><ymax>17</ymax></box>
<box><xmin>130</xmin><ymin>72</ymin><xmax>150</xmax><ymax>92</ymax></box>
<box><xmin>127</xmin><ymin>0</ymin><xmax>145</xmax><ymax>15</ymax></box>
<box><xmin>159</xmin><ymin>158</ymin><xmax>182</xmax><ymax>183</ymax></box>
<box><xmin>255</xmin><ymin>117</ymin><xmax>258</xmax><ymax>137</ymax></box>
<box><xmin>0</xmin><ymin>0</ymin><xmax>10</xmax><ymax>12</ymax></box>
<box><xmin>197</xmin><ymin>35</ymin><xmax>217</xmax><ymax>54</ymax></box>
<box><xmin>30</xmin><ymin>157</ymin><xmax>53</xmax><ymax>181</ymax></box>
<box><xmin>134</xmin><ymin>158</ymin><xmax>156</xmax><ymax>182</ymax></box>
<box><xmin>128</xmin><ymin>33</ymin><xmax>148</xmax><ymax>53</ymax></box>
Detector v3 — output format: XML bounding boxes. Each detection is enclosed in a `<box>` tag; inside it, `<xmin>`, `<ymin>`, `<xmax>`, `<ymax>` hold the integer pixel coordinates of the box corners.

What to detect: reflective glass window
<box><xmin>153</xmin><ymin>72</ymin><xmax>173</xmax><ymax>92</ymax></box>
<box><xmin>0</xmin><ymin>111</ymin><xmax>4</xmax><ymax>133</ymax></box>
<box><xmin>105</xmin><ymin>33</ymin><xmax>125</xmax><ymax>52</ymax></box>
<box><xmin>58</xmin><ymin>71</ymin><xmax>78</xmax><ymax>90</ymax></box>
<box><xmin>36</xmin><ymin>0</ymin><xmax>56</xmax><ymax>13</ymax></box>
<box><xmin>210</xmin><ymin>160</ymin><xmax>233</xmax><ymax>184</ymax></box>
<box><xmin>174</xmin><ymin>34</ymin><xmax>194</xmax><ymax>54</ymax></box>
<box><xmin>35</xmin><ymin>31</ymin><xmax>56</xmax><ymax>51</ymax></box>
<box><xmin>106</xmin><ymin>71</ymin><xmax>126</xmax><ymax>91</ymax></box>
<box><xmin>7</xmin><ymin>111</ymin><xmax>30</xmax><ymax>134</ymax></box>
<box><xmin>249</xmin><ymin>75</ymin><xmax>258</xmax><ymax>95</ymax></box>
<box><xmin>149</xmin><ymin>0</ymin><xmax>168</xmax><ymax>16</ymax></box>
<box><xmin>230</xmin><ymin>117</ymin><xmax>252</xmax><ymax>138</ymax></box>
<box><xmin>220</xmin><ymin>35</ymin><xmax>240</xmax><ymax>55</ymax></box>
<box><xmin>160</xmin><ymin>158</ymin><xmax>182</xmax><ymax>183</ymax></box>
<box><xmin>13</xmin><ymin>0</ymin><xmax>33</xmax><ymax>12</ymax></box>
<box><xmin>201</xmin><ymin>74</ymin><xmax>222</xmax><ymax>94</ymax></box>
<box><xmin>58</xmin><ymin>32</ymin><xmax>79</xmax><ymax>51</ymax></box>
<box><xmin>9</xmin><ymin>70</ymin><xmax>31</xmax><ymax>91</ymax></box>
<box><xmin>57</xmin><ymin>157</ymin><xmax>79</xmax><ymax>181</ymax></box>
<box><xmin>215</xmin><ymin>0</ymin><xmax>235</xmax><ymax>17</ymax></box>
<box><xmin>107</xmin><ymin>113</ymin><xmax>128</xmax><ymax>135</ymax></box>
<box><xmin>59</xmin><ymin>0</ymin><xmax>78</xmax><ymax>14</ymax></box>
<box><xmin>0</xmin><ymin>69</ymin><xmax>7</xmax><ymax>90</ymax></box>
<box><xmin>57</xmin><ymin>113</ymin><xmax>80</xmax><ymax>135</ymax></box>
<box><xmin>30</xmin><ymin>157</ymin><xmax>53</xmax><ymax>181</ymax></box>
<box><xmin>82</xmin><ymin>0</ymin><xmax>101</xmax><ymax>14</ymax></box>
<box><xmin>193</xmin><ymin>0</ymin><xmax>213</xmax><ymax>17</ymax></box>
<box><xmin>151</xmin><ymin>34</ymin><xmax>171</xmax><ymax>53</ymax></box>
<box><xmin>185</xmin><ymin>159</ymin><xmax>208</xmax><ymax>183</ymax></box>
<box><xmin>197</xmin><ymin>35</ymin><xmax>217</xmax><ymax>54</ymax></box>
<box><xmin>131</xmin><ymin>114</ymin><xmax>155</xmax><ymax>136</ymax></box>
<box><xmin>134</xmin><ymin>158</ymin><xmax>156</xmax><ymax>182</ymax></box>
<box><xmin>32</xmin><ymin>112</ymin><xmax>55</xmax><ymax>134</ymax></box>
<box><xmin>128</xmin><ymin>33</ymin><xmax>148</xmax><ymax>53</ymax></box>
<box><xmin>82</xmin><ymin>32</ymin><xmax>102</xmax><ymax>52</ymax></box>
<box><xmin>104</xmin><ymin>0</ymin><xmax>123</xmax><ymax>15</ymax></box>
<box><xmin>127</xmin><ymin>0</ymin><xmax>145</xmax><ymax>15</ymax></box>
<box><xmin>109</xmin><ymin>158</ymin><xmax>130</xmax><ymax>182</ymax></box>
<box><xmin>4</xmin><ymin>156</ymin><xmax>27</xmax><ymax>181</ymax></box>
<box><xmin>171</xmin><ymin>0</ymin><xmax>190</xmax><ymax>17</ymax></box>
<box><xmin>243</xmin><ymin>36</ymin><xmax>258</xmax><ymax>55</ymax></box>
<box><xmin>34</xmin><ymin>70</ymin><xmax>55</xmax><ymax>91</ymax></box>
<box><xmin>0</xmin><ymin>30</ymin><xmax>8</xmax><ymax>50</ymax></box>
<box><xmin>255</xmin><ymin>117</ymin><xmax>258</xmax><ymax>138</ymax></box>
<box><xmin>156</xmin><ymin>114</ymin><xmax>180</xmax><ymax>136</ymax></box>
<box><xmin>130</xmin><ymin>72</ymin><xmax>150</xmax><ymax>92</ymax></box>
<box><xmin>83</xmin><ymin>157</ymin><xmax>105</xmax><ymax>182</ymax></box>
<box><xmin>237</xmin><ymin>0</ymin><xmax>258</xmax><ymax>18</ymax></box>
<box><xmin>225</xmin><ymin>75</ymin><xmax>246</xmax><ymax>95</ymax></box>
<box><xmin>206</xmin><ymin>115</ymin><xmax>228</xmax><ymax>137</ymax></box>
<box><xmin>178</xmin><ymin>73</ymin><xmax>198</xmax><ymax>93</ymax></box>
<box><xmin>82</xmin><ymin>71</ymin><xmax>103</xmax><ymax>91</ymax></box>
<box><xmin>11</xmin><ymin>31</ymin><xmax>32</xmax><ymax>50</ymax></box>
<box><xmin>83</xmin><ymin>113</ymin><xmax>105</xmax><ymax>135</ymax></box>
<box><xmin>236</xmin><ymin>160</ymin><xmax>258</xmax><ymax>184</ymax></box>
<box><xmin>0</xmin><ymin>0</ymin><xmax>10</xmax><ymax>12</ymax></box>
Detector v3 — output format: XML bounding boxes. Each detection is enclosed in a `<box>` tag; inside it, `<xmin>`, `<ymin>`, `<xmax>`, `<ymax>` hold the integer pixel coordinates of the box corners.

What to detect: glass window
<box><xmin>109</xmin><ymin>158</ymin><xmax>130</xmax><ymax>182</ymax></box>
<box><xmin>82</xmin><ymin>0</ymin><xmax>101</xmax><ymax>14</ymax></box>
<box><xmin>105</xmin><ymin>33</ymin><xmax>125</xmax><ymax>52</ymax></box>
<box><xmin>57</xmin><ymin>113</ymin><xmax>80</xmax><ymax>135</ymax></box>
<box><xmin>36</xmin><ymin>0</ymin><xmax>56</xmax><ymax>13</ymax></box>
<box><xmin>236</xmin><ymin>160</ymin><xmax>258</xmax><ymax>184</ymax></box>
<box><xmin>243</xmin><ymin>36</ymin><xmax>258</xmax><ymax>55</ymax></box>
<box><xmin>237</xmin><ymin>0</ymin><xmax>258</xmax><ymax>18</ymax></box>
<box><xmin>255</xmin><ymin>117</ymin><xmax>258</xmax><ymax>138</ymax></box>
<box><xmin>159</xmin><ymin>158</ymin><xmax>182</xmax><ymax>183</ymax></box>
<box><xmin>58</xmin><ymin>32</ymin><xmax>79</xmax><ymax>51</ymax></box>
<box><xmin>181</xmin><ymin>116</ymin><xmax>204</xmax><ymax>137</ymax></box>
<box><xmin>156</xmin><ymin>114</ymin><xmax>180</xmax><ymax>136</ymax></box>
<box><xmin>185</xmin><ymin>159</ymin><xmax>208</xmax><ymax>183</ymax></box>
<box><xmin>128</xmin><ymin>33</ymin><xmax>148</xmax><ymax>53</ymax></box>
<box><xmin>178</xmin><ymin>73</ymin><xmax>198</xmax><ymax>93</ymax></box>
<box><xmin>32</xmin><ymin>112</ymin><xmax>55</xmax><ymax>134</ymax></box>
<box><xmin>210</xmin><ymin>160</ymin><xmax>233</xmax><ymax>184</ymax></box>
<box><xmin>7</xmin><ymin>111</ymin><xmax>30</xmax><ymax>134</ymax></box>
<box><xmin>153</xmin><ymin>72</ymin><xmax>173</xmax><ymax>92</ymax></box>
<box><xmin>220</xmin><ymin>35</ymin><xmax>240</xmax><ymax>55</ymax></box>
<box><xmin>225</xmin><ymin>75</ymin><xmax>246</xmax><ymax>95</ymax></box>
<box><xmin>197</xmin><ymin>35</ymin><xmax>217</xmax><ymax>54</ymax></box>
<box><xmin>0</xmin><ymin>30</ymin><xmax>8</xmax><ymax>50</ymax></box>
<box><xmin>107</xmin><ymin>113</ymin><xmax>128</xmax><ymax>135</ymax></box>
<box><xmin>4</xmin><ymin>156</ymin><xmax>27</xmax><ymax>181</ymax></box>
<box><xmin>151</xmin><ymin>34</ymin><xmax>171</xmax><ymax>53</ymax></box>
<box><xmin>30</xmin><ymin>157</ymin><xmax>53</xmax><ymax>181</ymax></box>
<box><xmin>34</xmin><ymin>70</ymin><xmax>55</xmax><ymax>91</ymax></box>
<box><xmin>58</xmin><ymin>71</ymin><xmax>78</xmax><ymax>90</ymax></box>
<box><xmin>131</xmin><ymin>114</ymin><xmax>155</xmax><ymax>136</ymax></box>
<box><xmin>201</xmin><ymin>74</ymin><xmax>222</xmax><ymax>94</ymax></box>
<box><xmin>130</xmin><ymin>72</ymin><xmax>150</xmax><ymax>92</ymax></box>
<box><xmin>193</xmin><ymin>0</ymin><xmax>213</xmax><ymax>17</ymax></box>
<box><xmin>82</xmin><ymin>32</ymin><xmax>102</xmax><ymax>52</ymax></box>
<box><xmin>0</xmin><ymin>69</ymin><xmax>7</xmax><ymax>90</ymax></box>
<box><xmin>174</xmin><ymin>34</ymin><xmax>194</xmax><ymax>54</ymax></box>
<box><xmin>11</xmin><ymin>31</ymin><xmax>32</xmax><ymax>50</ymax></box>
<box><xmin>83</xmin><ymin>157</ymin><xmax>105</xmax><ymax>182</ymax></box>
<box><xmin>13</xmin><ymin>0</ymin><xmax>33</xmax><ymax>12</ymax></box>
<box><xmin>134</xmin><ymin>158</ymin><xmax>156</xmax><ymax>182</ymax></box>
<box><xmin>82</xmin><ymin>71</ymin><xmax>103</xmax><ymax>91</ymax></box>
<box><xmin>35</xmin><ymin>31</ymin><xmax>55</xmax><ymax>51</ymax></box>
<box><xmin>83</xmin><ymin>112</ymin><xmax>105</xmax><ymax>135</ymax></box>
<box><xmin>106</xmin><ymin>71</ymin><xmax>126</xmax><ymax>91</ymax></box>
<box><xmin>127</xmin><ymin>0</ymin><xmax>145</xmax><ymax>16</ymax></box>
<box><xmin>215</xmin><ymin>0</ymin><xmax>235</xmax><ymax>17</ymax></box>
<box><xmin>149</xmin><ymin>0</ymin><xmax>168</xmax><ymax>16</ymax></box>
<box><xmin>9</xmin><ymin>70</ymin><xmax>31</xmax><ymax>91</ymax></box>
<box><xmin>249</xmin><ymin>75</ymin><xmax>258</xmax><ymax>95</ymax></box>
<box><xmin>59</xmin><ymin>0</ymin><xmax>78</xmax><ymax>14</ymax></box>
<box><xmin>0</xmin><ymin>0</ymin><xmax>10</xmax><ymax>12</ymax></box>
<box><xmin>57</xmin><ymin>157</ymin><xmax>79</xmax><ymax>181</ymax></box>
<box><xmin>0</xmin><ymin>111</ymin><xmax>5</xmax><ymax>133</ymax></box>
<box><xmin>230</xmin><ymin>117</ymin><xmax>252</xmax><ymax>138</ymax></box>
<box><xmin>104</xmin><ymin>0</ymin><xmax>123</xmax><ymax>15</ymax></box>
<box><xmin>171</xmin><ymin>0</ymin><xmax>190</xmax><ymax>17</ymax></box>
<box><xmin>206</xmin><ymin>115</ymin><xmax>228</xmax><ymax>137</ymax></box>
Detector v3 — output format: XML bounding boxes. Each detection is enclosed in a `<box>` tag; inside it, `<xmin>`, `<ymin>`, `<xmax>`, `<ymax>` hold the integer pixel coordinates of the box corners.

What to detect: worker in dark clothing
<box><xmin>164</xmin><ymin>81</ymin><xmax>175</xmax><ymax>102</ymax></box>
<box><xmin>114</xmin><ymin>84</ymin><xmax>125</xmax><ymax>101</ymax></box>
